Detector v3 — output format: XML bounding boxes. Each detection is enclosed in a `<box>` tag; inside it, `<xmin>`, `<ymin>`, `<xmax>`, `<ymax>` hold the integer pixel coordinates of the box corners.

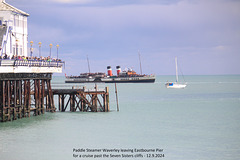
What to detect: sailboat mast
<box><xmin>87</xmin><ymin>55</ymin><xmax>91</xmax><ymax>74</ymax></box>
<box><xmin>138</xmin><ymin>51</ymin><xmax>143</xmax><ymax>75</ymax></box>
<box><xmin>175</xmin><ymin>57</ymin><xmax>178</xmax><ymax>82</ymax></box>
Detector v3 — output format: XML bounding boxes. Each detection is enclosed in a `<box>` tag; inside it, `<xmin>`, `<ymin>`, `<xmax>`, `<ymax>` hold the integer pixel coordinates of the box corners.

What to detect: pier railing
<box><xmin>0</xmin><ymin>59</ymin><xmax>65</xmax><ymax>73</ymax></box>
<box><xmin>0</xmin><ymin>59</ymin><xmax>65</xmax><ymax>68</ymax></box>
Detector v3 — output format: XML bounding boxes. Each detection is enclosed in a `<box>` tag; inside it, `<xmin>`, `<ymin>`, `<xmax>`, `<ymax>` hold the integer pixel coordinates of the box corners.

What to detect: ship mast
<box><xmin>87</xmin><ymin>55</ymin><xmax>91</xmax><ymax>74</ymax></box>
<box><xmin>138</xmin><ymin>51</ymin><xmax>143</xmax><ymax>75</ymax></box>
<box><xmin>175</xmin><ymin>56</ymin><xmax>178</xmax><ymax>82</ymax></box>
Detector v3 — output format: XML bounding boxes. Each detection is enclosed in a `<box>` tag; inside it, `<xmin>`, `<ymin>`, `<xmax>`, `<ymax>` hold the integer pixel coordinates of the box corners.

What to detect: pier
<box><xmin>0</xmin><ymin>72</ymin><xmax>110</xmax><ymax>122</ymax></box>
<box><xmin>0</xmin><ymin>59</ymin><xmax>110</xmax><ymax>123</ymax></box>
<box><xmin>0</xmin><ymin>73</ymin><xmax>55</xmax><ymax>122</ymax></box>
<box><xmin>53</xmin><ymin>86</ymin><xmax>109</xmax><ymax>112</ymax></box>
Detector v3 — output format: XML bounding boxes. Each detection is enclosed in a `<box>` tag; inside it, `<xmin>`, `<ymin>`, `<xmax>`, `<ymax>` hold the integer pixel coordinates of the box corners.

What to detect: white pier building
<box><xmin>0</xmin><ymin>0</ymin><xmax>63</xmax><ymax>73</ymax></box>
<box><xmin>0</xmin><ymin>0</ymin><xmax>28</xmax><ymax>57</ymax></box>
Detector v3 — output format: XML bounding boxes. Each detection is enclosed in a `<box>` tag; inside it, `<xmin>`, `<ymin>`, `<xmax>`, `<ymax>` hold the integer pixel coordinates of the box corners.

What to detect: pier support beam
<box><xmin>0</xmin><ymin>73</ymin><xmax>54</xmax><ymax>122</ymax></box>
<box><xmin>52</xmin><ymin>86</ymin><xmax>109</xmax><ymax>112</ymax></box>
<box><xmin>46</xmin><ymin>80</ymin><xmax>55</xmax><ymax>112</ymax></box>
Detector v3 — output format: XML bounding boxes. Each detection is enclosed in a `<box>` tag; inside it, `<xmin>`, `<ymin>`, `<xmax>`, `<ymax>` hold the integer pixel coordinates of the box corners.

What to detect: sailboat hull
<box><xmin>165</xmin><ymin>83</ymin><xmax>187</xmax><ymax>89</ymax></box>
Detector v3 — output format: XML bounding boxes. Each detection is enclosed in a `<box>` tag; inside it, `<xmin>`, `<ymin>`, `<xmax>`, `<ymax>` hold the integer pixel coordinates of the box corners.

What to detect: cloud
<box><xmin>48</xmin><ymin>0</ymin><xmax>183</xmax><ymax>6</ymax></box>
<box><xmin>213</xmin><ymin>46</ymin><xmax>226</xmax><ymax>51</ymax></box>
<box><xmin>52</xmin><ymin>0</ymin><xmax>96</xmax><ymax>4</ymax></box>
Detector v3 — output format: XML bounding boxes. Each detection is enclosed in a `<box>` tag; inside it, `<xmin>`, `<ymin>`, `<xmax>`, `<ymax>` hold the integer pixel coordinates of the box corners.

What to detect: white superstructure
<box><xmin>0</xmin><ymin>0</ymin><xmax>29</xmax><ymax>57</ymax></box>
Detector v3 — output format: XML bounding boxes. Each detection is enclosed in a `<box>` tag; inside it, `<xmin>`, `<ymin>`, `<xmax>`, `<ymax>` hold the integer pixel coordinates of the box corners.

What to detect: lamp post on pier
<box><xmin>56</xmin><ymin>44</ymin><xmax>59</xmax><ymax>66</ymax></box>
<box><xmin>30</xmin><ymin>41</ymin><xmax>33</xmax><ymax>57</ymax></box>
<box><xmin>49</xmin><ymin>43</ymin><xmax>52</xmax><ymax>58</ymax></box>
<box><xmin>38</xmin><ymin>42</ymin><xmax>42</xmax><ymax>57</ymax></box>
<box><xmin>56</xmin><ymin>44</ymin><xmax>59</xmax><ymax>60</ymax></box>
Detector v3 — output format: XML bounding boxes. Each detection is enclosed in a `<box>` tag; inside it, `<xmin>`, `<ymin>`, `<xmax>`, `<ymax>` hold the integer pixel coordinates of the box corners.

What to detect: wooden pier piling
<box><xmin>0</xmin><ymin>73</ymin><xmax>55</xmax><ymax>122</ymax></box>
<box><xmin>0</xmin><ymin>73</ymin><xmax>110</xmax><ymax>122</ymax></box>
<box><xmin>52</xmin><ymin>86</ymin><xmax>109</xmax><ymax>112</ymax></box>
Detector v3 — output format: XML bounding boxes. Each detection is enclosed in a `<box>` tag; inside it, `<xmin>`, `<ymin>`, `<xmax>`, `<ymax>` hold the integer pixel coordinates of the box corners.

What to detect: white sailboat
<box><xmin>165</xmin><ymin>57</ymin><xmax>187</xmax><ymax>89</ymax></box>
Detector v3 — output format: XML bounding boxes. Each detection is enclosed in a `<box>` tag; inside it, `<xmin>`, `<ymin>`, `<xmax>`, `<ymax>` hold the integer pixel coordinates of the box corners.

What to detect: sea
<box><xmin>0</xmin><ymin>75</ymin><xmax>240</xmax><ymax>160</ymax></box>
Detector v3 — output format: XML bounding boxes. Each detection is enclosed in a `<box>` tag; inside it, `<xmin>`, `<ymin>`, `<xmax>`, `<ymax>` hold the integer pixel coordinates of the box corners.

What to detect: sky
<box><xmin>7</xmin><ymin>0</ymin><xmax>240</xmax><ymax>75</ymax></box>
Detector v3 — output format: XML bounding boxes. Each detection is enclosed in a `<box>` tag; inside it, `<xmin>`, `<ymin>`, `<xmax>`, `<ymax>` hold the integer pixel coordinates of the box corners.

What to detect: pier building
<box><xmin>0</xmin><ymin>0</ymin><xmax>29</xmax><ymax>57</ymax></box>
<box><xmin>0</xmin><ymin>0</ymin><xmax>63</xmax><ymax>74</ymax></box>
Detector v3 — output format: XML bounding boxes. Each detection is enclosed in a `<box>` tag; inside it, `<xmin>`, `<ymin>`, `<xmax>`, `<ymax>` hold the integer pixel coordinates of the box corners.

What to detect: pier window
<box><xmin>13</xmin><ymin>47</ymin><xmax>15</xmax><ymax>55</ymax></box>
<box><xmin>14</xmin><ymin>15</ymin><xmax>20</xmax><ymax>27</ymax></box>
<box><xmin>24</xmin><ymin>17</ymin><xmax>27</xmax><ymax>28</ymax></box>
<box><xmin>19</xmin><ymin>46</ymin><xmax>22</xmax><ymax>55</ymax></box>
<box><xmin>13</xmin><ymin>45</ymin><xmax>23</xmax><ymax>56</ymax></box>
<box><xmin>0</xmin><ymin>17</ymin><xmax>3</xmax><ymax>25</ymax></box>
<box><xmin>19</xmin><ymin>17</ymin><xmax>23</xmax><ymax>27</ymax></box>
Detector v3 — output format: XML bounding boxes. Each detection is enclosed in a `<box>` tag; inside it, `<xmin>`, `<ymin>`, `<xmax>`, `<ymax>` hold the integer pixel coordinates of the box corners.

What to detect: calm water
<box><xmin>0</xmin><ymin>75</ymin><xmax>240</xmax><ymax>160</ymax></box>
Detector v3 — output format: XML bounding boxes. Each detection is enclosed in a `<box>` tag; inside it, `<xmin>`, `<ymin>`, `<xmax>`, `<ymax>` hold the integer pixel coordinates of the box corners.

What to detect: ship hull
<box><xmin>65</xmin><ymin>78</ymin><xmax>102</xmax><ymax>83</ymax></box>
<box><xmin>102</xmin><ymin>76</ymin><xmax>155</xmax><ymax>83</ymax></box>
<box><xmin>65</xmin><ymin>76</ymin><xmax>155</xmax><ymax>83</ymax></box>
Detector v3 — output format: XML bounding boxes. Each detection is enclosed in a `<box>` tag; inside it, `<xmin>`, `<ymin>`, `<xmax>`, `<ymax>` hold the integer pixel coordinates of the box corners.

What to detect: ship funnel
<box><xmin>107</xmin><ymin>66</ymin><xmax>113</xmax><ymax>76</ymax></box>
<box><xmin>116</xmin><ymin>66</ymin><xmax>121</xmax><ymax>76</ymax></box>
